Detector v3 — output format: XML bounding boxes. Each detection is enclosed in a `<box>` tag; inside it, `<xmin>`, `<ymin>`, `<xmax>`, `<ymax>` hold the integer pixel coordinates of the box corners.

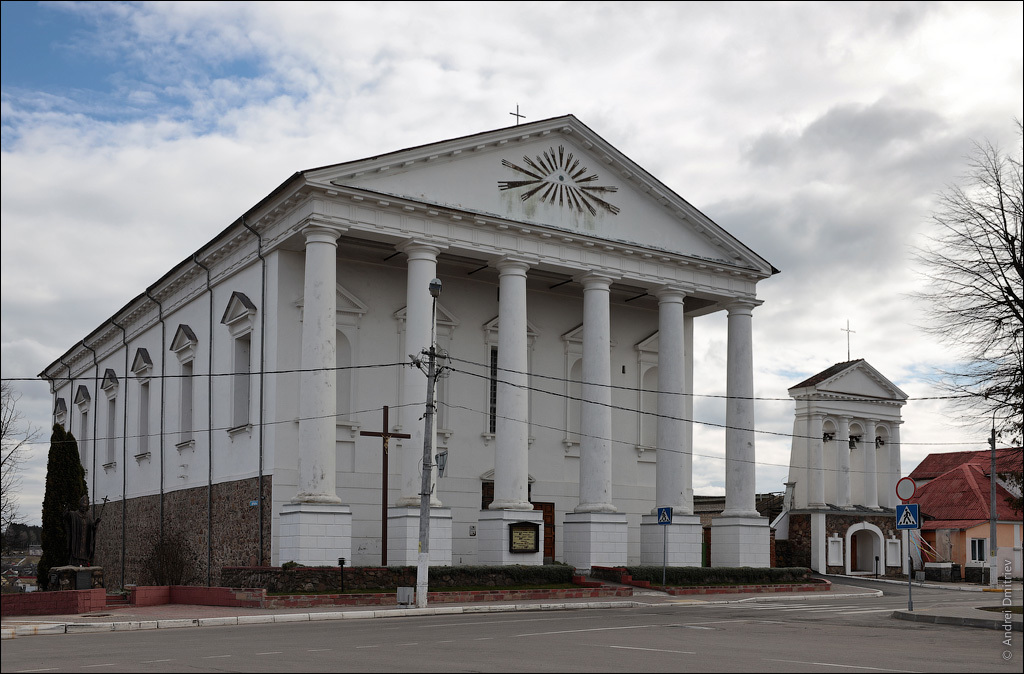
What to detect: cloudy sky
<box><xmin>2</xmin><ymin>1</ymin><xmax>1021</xmax><ymax>527</ymax></box>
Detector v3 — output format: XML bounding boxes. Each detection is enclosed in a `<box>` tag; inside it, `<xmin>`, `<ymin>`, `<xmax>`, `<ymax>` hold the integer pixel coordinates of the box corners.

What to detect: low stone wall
<box><xmin>1</xmin><ymin>589</ymin><xmax>106</xmax><ymax>617</ymax></box>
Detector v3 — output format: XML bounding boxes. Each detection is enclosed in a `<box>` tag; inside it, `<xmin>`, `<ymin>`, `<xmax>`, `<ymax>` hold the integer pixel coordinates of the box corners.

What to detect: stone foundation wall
<box><xmin>785</xmin><ymin>514</ymin><xmax>812</xmax><ymax>568</ymax></box>
<box><xmin>92</xmin><ymin>477</ymin><xmax>272</xmax><ymax>589</ymax></box>
<box><xmin>785</xmin><ymin>512</ymin><xmax>902</xmax><ymax>577</ymax></box>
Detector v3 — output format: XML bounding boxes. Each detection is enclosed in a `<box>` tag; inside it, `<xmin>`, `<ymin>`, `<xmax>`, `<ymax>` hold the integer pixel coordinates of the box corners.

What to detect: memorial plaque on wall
<box><xmin>508</xmin><ymin>521</ymin><xmax>540</xmax><ymax>553</ymax></box>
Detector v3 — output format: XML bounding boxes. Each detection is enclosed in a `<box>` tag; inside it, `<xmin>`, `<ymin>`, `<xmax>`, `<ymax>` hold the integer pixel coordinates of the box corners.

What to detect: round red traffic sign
<box><xmin>896</xmin><ymin>476</ymin><xmax>917</xmax><ymax>502</ymax></box>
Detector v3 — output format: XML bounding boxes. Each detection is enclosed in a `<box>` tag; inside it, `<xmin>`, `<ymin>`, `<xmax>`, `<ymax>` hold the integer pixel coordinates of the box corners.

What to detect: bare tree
<box><xmin>914</xmin><ymin>121</ymin><xmax>1023</xmax><ymax>445</ymax></box>
<box><xmin>1</xmin><ymin>381</ymin><xmax>40</xmax><ymax>536</ymax></box>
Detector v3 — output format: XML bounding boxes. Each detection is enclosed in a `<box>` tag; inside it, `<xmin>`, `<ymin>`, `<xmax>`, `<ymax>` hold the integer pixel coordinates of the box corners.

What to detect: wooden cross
<box><xmin>841</xmin><ymin>320</ymin><xmax>856</xmax><ymax>361</ymax></box>
<box><xmin>359</xmin><ymin>406</ymin><xmax>410</xmax><ymax>566</ymax></box>
<box><xmin>510</xmin><ymin>104</ymin><xmax>525</xmax><ymax>125</ymax></box>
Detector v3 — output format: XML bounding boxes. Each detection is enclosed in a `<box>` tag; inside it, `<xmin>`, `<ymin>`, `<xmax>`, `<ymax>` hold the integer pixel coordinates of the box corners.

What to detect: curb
<box><xmin>1</xmin><ymin>600</ymin><xmax>646</xmax><ymax>639</ymax></box>
<box><xmin>892</xmin><ymin>609</ymin><xmax>1023</xmax><ymax>632</ymax></box>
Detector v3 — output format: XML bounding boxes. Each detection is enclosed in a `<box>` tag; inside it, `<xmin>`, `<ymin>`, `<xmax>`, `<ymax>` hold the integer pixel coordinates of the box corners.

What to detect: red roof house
<box><xmin>910</xmin><ymin>449</ymin><xmax>1022</xmax><ymax>581</ymax></box>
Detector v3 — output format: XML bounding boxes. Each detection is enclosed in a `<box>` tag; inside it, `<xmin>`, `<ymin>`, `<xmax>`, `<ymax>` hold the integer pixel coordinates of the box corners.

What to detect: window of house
<box><xmin>971</xmin><ymin>538</ymin><xmax>986</xmax><ymax>562</ymax></box>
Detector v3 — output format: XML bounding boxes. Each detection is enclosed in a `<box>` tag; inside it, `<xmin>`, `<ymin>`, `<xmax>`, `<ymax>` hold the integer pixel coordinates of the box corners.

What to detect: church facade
<box><xmin>41</xmin><ymin>115</ymin><xmax>777</xmax><ymax>587</ymax></box>
<box><xmin>773</xmin><ymin>360</ymin><xmax>909</xmax><ymax>576</ymax></box>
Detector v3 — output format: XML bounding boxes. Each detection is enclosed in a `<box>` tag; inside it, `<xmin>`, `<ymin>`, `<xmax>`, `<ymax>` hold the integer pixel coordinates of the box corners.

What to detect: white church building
<box><xmin>41</xmin><ymin>115</ymin><xmax>779</xmax><ymax>586</ymax></box>
<box><xmin>772</xmin><ymin>359</ymin><xmax>910</xmax><ymax>576</ymax></box>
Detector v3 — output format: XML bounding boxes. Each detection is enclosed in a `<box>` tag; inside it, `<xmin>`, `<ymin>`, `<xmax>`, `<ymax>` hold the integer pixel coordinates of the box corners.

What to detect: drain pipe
<box><xmin>145</xmin><ymin>288</ymin><xmax>167</xmax><ymax>541</ymax></box>
<box><xmin>112</xmin><ymin>319</ymin><xmax>129</xmax><ymax>590</ymax></box>
<box><xmin>193</xmin><ymin>253</ymin><xmax>214</xmax><ymax>587</ymax></box>
<box><xmin>81</xmin><ymin>340</ymin><xmax>99</xmax><ymax>508</ymax></box>
<box><xmin>242</xmin><ymin>219</ymin><xmax>267</xmax><ymax>566</ymax></box>
<box><xmin>57</xmin><ymin>355</ymin><xmax>71</xmax><ymax>428</ymax></box>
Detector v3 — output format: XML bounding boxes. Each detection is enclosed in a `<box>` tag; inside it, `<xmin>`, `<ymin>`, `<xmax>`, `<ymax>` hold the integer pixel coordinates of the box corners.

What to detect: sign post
<box><xmin>657</xmin><ymin>507</ymin><xmax>672</xmax><ymax>587</ymax></box>
<box><xmin>895</xmin><ymin>477</ymin><xmax>918</xmax><ymax>611</ymax></box>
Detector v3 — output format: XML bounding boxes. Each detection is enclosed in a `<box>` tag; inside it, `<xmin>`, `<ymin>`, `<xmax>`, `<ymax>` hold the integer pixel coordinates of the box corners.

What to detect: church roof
<box><xmin>787</xmin><ymin>358</ymin><xmax>908</xmax><ymax>402</ymax></box>
<box><xmin>789</xmin><ymin>359</ymin><xmax>863</xmax><ymax>390</ymax></box>
<box><xmin>915</xmin><ymin>463</ymin><xmax>1019</xmax><ymax>530</ymax></box>
<box><xmin>909</xmin><ymin>448</ymin><xmax>1022</xmax><ymax>481</ymax></box>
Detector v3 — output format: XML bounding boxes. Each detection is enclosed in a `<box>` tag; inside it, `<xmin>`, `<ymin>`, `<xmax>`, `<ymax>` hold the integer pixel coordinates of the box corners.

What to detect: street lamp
<box><xmin>416</xmin><ymin>277</ymin><xmax>442</xmax><ymax>608</ymax></box>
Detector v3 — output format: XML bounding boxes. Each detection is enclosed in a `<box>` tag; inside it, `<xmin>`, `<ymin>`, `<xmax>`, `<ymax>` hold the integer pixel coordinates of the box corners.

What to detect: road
<box><xmin>2</xmin><ymin>585</ymin><xmax>1018</xmax><ymax>672</ymax></box>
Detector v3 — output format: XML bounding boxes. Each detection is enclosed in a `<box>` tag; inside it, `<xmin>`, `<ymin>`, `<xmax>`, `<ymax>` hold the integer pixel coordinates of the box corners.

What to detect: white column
<box><xmin>890</xmin><ymin>422</ymin><xmax>903</xmax><ymax>504</ymax></box>
<box><xmin>655</xmin><ymin>286</ymin><xmax>690</xmax><ymax>514</ymax></box>
<box><xmin>564</xmin><ymin>272</ymin><xmax>627</xmax><ymax>571</ymax></box>
<box><xmin>722</xmin><ymin>301</ymin><xmax>758</xmax><ymax>518</ymax></box>
<box><xmin>296</xmin><ymin>225</ymin><xmax>343</xmax><ymax>504</ymax></box>
<box><xmin>577</xmin><ymin>273</ymin><xmax>615</xmax><ymax>513</ymax></box>
<box><xmin>684</xmin><ymin>315</ymin><xmax>694</xmax><ymax>513</ymax></box>
<box><xmin>863</xmin><ymin>418</ymin><xmax>879</xmax><ymax>509</ymax></box>
<box><xmin>397</xmin><ymin>240</ymin><xmax>444</xmax><ymax>508</ymax></box>
<box><xmin>809</xmin><ymin>413</ymin><xmax>826</xmax><ymax>508</ymax></box>
<box><xmin>837</xmin><ymin>415</ymin><xmax>852</xmax><ymax>508</ymax></box>
<box><xmin>491</xmin><ymin>257</ymin><xmax>532</xmax><ymax>511</ymax></box>
<box><xmin>641</xmin><ymin>288</ymin><xmax>701</xmax><ymax>566</ymax></box>
<box><xmin>280</xmin><ymin>224</ymin><xmax>352</xmax><ymax>568</ymax></box>
<box><xmin>711</xmin><ymin>299</ymin><xmax>769</xmax><ymax>568</ymax></box>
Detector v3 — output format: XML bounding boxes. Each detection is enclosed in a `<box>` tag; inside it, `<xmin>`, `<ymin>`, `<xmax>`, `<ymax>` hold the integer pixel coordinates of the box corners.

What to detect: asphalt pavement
<box><xmin>2</xmin><ymin>574</ymin><xmax>1020</xmax><ymax>639</ymax></box>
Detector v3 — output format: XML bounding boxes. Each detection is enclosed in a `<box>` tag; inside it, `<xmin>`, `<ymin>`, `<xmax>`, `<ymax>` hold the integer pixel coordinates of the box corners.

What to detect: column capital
<box><xmin>396</xmin><ymin>238</ymin><xmax>448</xmax><ymax>260</ymax></box>
<box><xmin>723</xmin><ymin>297</ymin><xmax>762</xmax><ymax>315</ymax></box>
<box><xmin>493</xmin><ymin>254</ymin><xmax>537</xmax><ymax>275</ymax></box>
<box><xmin>654</xmin><ymin>284</ymin><xmax>694</xmax><ymax>303</ymax></box>
<box><xmin>301</xmin><ymin>223</ymin><xmax>345</xmax><ymax>245</ymax></box>
<box><xmin>576</xmin><ymin>271</ymin><xmax>618</xmax><ymax>289</ymax></box>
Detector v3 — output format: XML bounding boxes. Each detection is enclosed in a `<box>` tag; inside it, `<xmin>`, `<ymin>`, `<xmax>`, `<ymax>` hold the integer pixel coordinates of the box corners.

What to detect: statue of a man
<box><xmin>64</xmin><ymin>495</ymin><xmax>101</xmax><ymax>567</ymax></box>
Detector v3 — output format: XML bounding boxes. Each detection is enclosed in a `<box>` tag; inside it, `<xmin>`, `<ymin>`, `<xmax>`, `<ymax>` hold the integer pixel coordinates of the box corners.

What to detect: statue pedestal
<box><xmin>49</xmin><ymin>565</ymin><xmax>104</xmax><ymax>591</ymax></box>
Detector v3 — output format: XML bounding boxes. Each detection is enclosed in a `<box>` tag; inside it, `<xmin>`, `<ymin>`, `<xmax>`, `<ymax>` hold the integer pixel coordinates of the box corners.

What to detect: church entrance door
<box><xmin>533</xmin><ymin>502</ymin><xmax>555</xmax><ymax>563</ymax></box>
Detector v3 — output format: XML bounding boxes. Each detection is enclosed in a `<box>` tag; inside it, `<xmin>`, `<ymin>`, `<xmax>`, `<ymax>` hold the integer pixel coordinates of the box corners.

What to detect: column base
<box><xmin>278</xmin><ymin>502</ymin><xmax>352</xmax><ymax>567</ymax></box>
<box><xmin>386</xmin><ymin>506</ymin><xmax>452</xmax><ymax>566</ymax></box>
<box><xmin>640</xmin><ymin>514</ymin><xmax>703</xmax><ymax>566</ymax></box>
<box><xmin>712</xmin><ymin>514</ymin><xmax>770</xmax><ymax>565</ymax></box>
<box><xmin>477</xmin><ymin>509</ymin><xmax>544</xmax><ymax>566</ymax></box>
<box><xmin>711</xmin><ymin>515</ymin><xmax>770</xmax><ymax>568</ymax></box>
<box><xmin>563</xmin><ymin>511</ymin><xmax>628</xmax><ymax>573</ymax></box>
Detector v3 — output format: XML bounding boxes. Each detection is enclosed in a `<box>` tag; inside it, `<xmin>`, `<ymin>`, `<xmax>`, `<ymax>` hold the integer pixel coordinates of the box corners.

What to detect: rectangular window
<box><xmin>232</xmin><ymin>334</ymin><xmax>251</xmax><ymax>428</ymax></box>
<box><xmin>180</xmin><ymin>361</ymin><xmax>193</xmax><ymax>443</ymax></box>
<box><xmin>80</xmin><ymin>410</ymin><xmax>90</xmax><ymax>469</ymax></box>
<box><xmin>970</xmin><ymin>538</ymin><xmax>986</xmax><ymax>562</ymax></box>
<box><xmin>138</xmin><ymin>380</ymin><xmax>150</xmax><ymax>455</ymax></box>
<box><xmin>488</xmin><ymin>346</ymin><xmax>498</xmax><ymax>434</ymax></box>
<box><xmin>106</xmin><ymin>396</ymin><xmax>117</xmax><ymax>465</ymax></box>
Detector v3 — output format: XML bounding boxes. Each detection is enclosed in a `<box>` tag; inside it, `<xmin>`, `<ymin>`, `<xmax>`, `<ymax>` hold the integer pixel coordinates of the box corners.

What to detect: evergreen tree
<box><xmin>37</xmin><ymin>424</ymin><xmax>86</xmax><ymax>590</ymax></box>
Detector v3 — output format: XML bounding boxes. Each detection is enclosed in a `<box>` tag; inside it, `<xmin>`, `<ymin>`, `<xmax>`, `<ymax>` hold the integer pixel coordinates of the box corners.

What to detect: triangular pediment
<box><xmin>790</xmin><ymin>359</ymin><xmax>908</xmax><ymax>403</ymax></box>
<box><xmin>171</xmin><ymin>324</ymin><xmax>198</xmax><ymax>352</ymax></box>
<box><xmin>131</xmin><ymin>348</ymin><xmax>153</xmax><ymax>375</ymax></box>
<box><xmin>304</xmin><ymin>115</ymin><xmax>773</xmax><ymax>275</ymax></box>
<box><xmin>394</xmin><ymin>303</ymin><xmax>459</xmax><ymax>328</ymax></box>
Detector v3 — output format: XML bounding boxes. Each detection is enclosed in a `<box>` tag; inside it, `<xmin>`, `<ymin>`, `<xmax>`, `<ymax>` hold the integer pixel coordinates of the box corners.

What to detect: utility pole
<box><xmin>416</xmin><ymin>278</ymin><xmax>442</xmax><ymax>608</ymax></box>
<box><xmin>989</xmin><ymin>416</ymin><xmax>998</xmax><ymax>588</ymax></box>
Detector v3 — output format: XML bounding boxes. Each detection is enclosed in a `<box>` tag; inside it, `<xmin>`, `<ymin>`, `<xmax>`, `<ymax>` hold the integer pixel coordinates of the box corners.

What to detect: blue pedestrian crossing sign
<box><xmin>657</xmin><ymin>507</ymin><xmax>673</xmax><ymax>525</ymax></box>
<box><xmin>896</xmin><ymin>503</ymin><xmax>920</xmax><ymax>530</ymax></box>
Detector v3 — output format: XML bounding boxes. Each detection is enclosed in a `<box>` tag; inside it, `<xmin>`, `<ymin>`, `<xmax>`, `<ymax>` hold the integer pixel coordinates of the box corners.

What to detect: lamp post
<box><xmin>416</xmin><ymin>277</ymin><xmax>442</xmax><ymax>608</ymax></box>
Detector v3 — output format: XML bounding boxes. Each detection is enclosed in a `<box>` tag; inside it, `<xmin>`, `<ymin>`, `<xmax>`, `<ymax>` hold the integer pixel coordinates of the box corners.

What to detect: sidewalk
<box><xmin>822</xmin><ymin>573</ymin><xmax>1023</xmax><ymax>632</ymax></box>
<box><xmin>3</xmin><ymin>577</ymin><xmax>1019</xmax><ymax>639</ymax></box>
